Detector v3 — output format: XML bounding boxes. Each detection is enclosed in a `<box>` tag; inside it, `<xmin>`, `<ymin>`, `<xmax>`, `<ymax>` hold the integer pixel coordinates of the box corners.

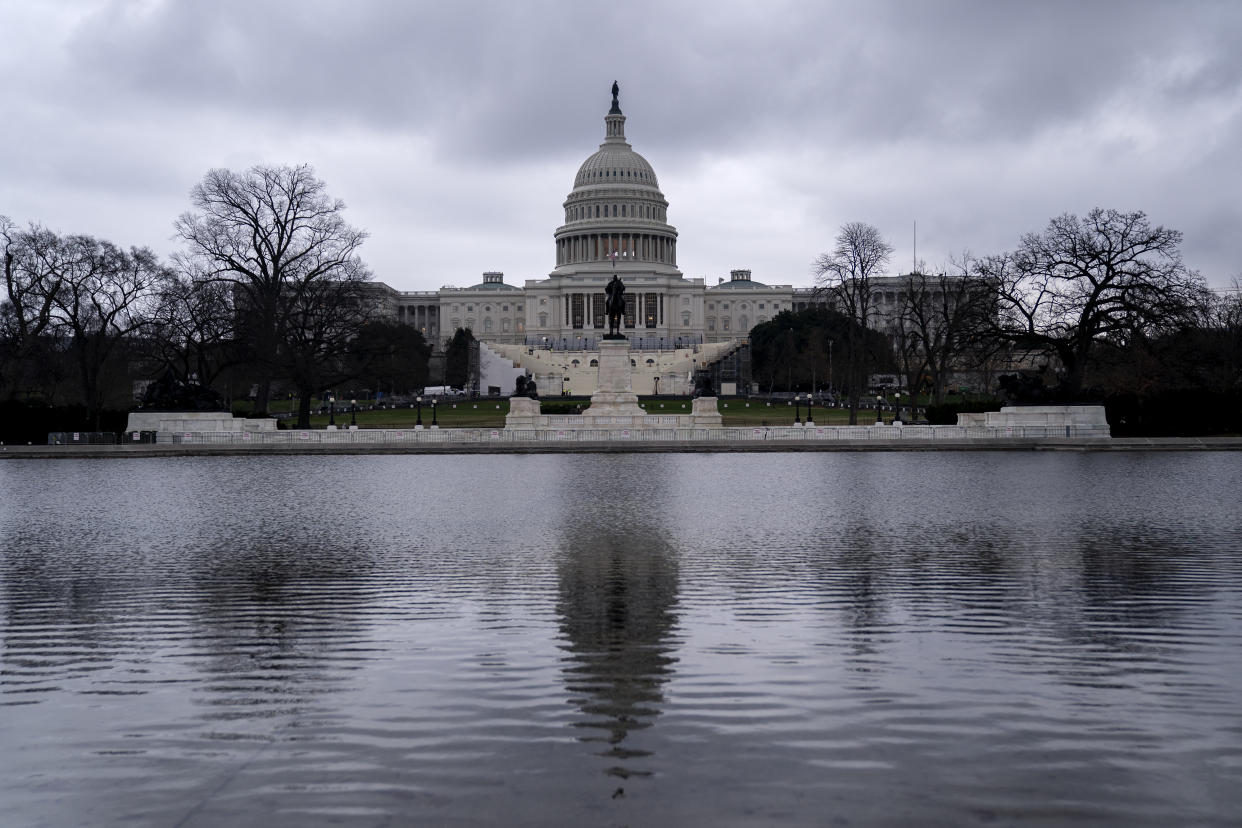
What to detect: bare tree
<box><xmin>281</xmin><ymin>266</ymin><xmax>375</xmax><ymax>427</ymax></box>
<box><xmin>1</xmin><ymin>218</ymin><xmax>71</xmax><ymax>398</ymax></box>
<box><xmin>146</xmin><ymin>268</ymin><xmax>238</xmax><ymax>388</ymax></box>
<box><xmin>48</xmin><ymin>236</ymin><xmax>167</xmax><ymax>427</ymax></box>
<box><xmin>894</xmin><ymin>254</ymin><xmax>1000</xmax><ymax>404</ymax></box>
<box><xmin>174</xmin><ymin>164</ymin><xmax>370</xmax><ymax>415</ymax></box>
<box><xmin>812</xmin><ymin>222</ymin><xmax>894</xmax><ymax>423</ymax></box>
<box><xmin>979</xmin><ymin>209</ymin><xmax>1205</xmax><ymax>397</ymax></box>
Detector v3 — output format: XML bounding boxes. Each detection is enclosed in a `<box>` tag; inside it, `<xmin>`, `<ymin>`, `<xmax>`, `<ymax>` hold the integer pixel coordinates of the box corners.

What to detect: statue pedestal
<box><xmin>583</xmin><ymin>340</ymin><xmax>645</xmax><ymax>417</ymax></box>
<box><xmin>691</xmin><ymin>396</ymin><xmax>723</xmax><ymax>427</ymax></box>
<box><xmin>504</xmin><ymin>396</ymin><xmax>542</xmax><ymax>429</ymax></box>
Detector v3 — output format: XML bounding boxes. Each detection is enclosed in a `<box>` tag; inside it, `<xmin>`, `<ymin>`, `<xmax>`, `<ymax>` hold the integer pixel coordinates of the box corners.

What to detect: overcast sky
<box><xmin>2</xmin><ymin>0</ymin><xmax>1239</xmax><ymax>291</ymax></box>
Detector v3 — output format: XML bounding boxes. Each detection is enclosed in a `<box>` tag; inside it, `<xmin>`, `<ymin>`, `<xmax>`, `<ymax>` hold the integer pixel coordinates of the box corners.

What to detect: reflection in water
<box><xmin>183</xmin><ymin>543</ymin><xmax>378</xmax><ymax>722</ymax></box>
<box><xmin>552</xmin><ymin>465</ymin><xmax>680</xmax><ymax>781</ymax></box>
<box><xmin>1</xmin><ymin>453</ymin><xmax>1241</xmax><ymax>826</ymax></box>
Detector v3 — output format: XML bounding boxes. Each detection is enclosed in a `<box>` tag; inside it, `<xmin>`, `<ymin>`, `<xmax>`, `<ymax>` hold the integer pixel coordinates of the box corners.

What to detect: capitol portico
<box><xmin>370</xmin><ymin>83</ymin><xmax>800</xmax><ymax>366</ymax></box>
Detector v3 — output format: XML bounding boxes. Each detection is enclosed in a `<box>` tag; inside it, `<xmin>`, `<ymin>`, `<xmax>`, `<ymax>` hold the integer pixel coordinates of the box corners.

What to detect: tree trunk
<box><xmin>296</xmin><ymin>386</ymin><xmax>313</xmax><ymax>429</ymax></box>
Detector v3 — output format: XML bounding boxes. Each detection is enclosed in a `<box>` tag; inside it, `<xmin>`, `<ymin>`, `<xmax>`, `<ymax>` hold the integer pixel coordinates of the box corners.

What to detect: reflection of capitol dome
<box><xmin>553</xmin><ymin>82</ymin><xmax>678</xmax><ymax>274</ymax></box>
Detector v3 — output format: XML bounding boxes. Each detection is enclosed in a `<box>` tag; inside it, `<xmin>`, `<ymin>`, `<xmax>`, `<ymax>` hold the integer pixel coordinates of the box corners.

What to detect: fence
<box><xmin>154</xmin><ymin>422</ymin><xmax>1108</xmax><ymax>446</ymax></box>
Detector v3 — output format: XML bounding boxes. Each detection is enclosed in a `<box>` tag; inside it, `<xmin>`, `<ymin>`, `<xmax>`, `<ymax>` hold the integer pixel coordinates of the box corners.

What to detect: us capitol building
<box><xmin>367</xmin><ymin>84</ymin><xmax>830</xmax><ymax>393</ymax></box>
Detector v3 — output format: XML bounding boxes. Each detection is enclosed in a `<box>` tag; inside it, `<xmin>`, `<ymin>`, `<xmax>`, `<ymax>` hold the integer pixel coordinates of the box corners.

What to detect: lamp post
<box><xmin>805</xmin><ymin>391</ymin><xmax>813</xmax><ymax>425</ymax></box>
<box><xmin>350</xmin><ymin>399</ymin><xmax>357</xmax><ymax>427</ymax></box>
<box><xmin>431</xmin><ymin>397</ymin><xmax>438</xmax><ymax>427</ymax></box>
<box><xmin>416</xmin><ymin>395</ymin><xmax>423</xmax><ymax>427</ymax></box>
<box><xmin>876</xmin><ymin>394</ymin><xmax>885</xmax><ymax>424</ymax></box>
<box><xmin>328</xmin><ymin>394</ymin><xmax>336</xmax><ymax>427</ymax></box>
<box><xmin>794</xmin><ymin>393</ymin><xmax>802</xmax><ymax>425</ymax></box>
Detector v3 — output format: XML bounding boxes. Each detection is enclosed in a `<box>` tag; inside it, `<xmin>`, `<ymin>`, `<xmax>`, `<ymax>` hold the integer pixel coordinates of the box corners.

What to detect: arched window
<box><xmin>589</xmin><ymin>359</ymin><xmax>598</xmax><ymax>367</ymax></box>
<box><xmin>571</xmin><ymin>359</ymin><xmax>581</xmax><ymax>367</ymax></box>
<box><xmin>538</xmin><ymin>312</ymin><xmax>548</xmax><ymax>327</ymax></box>
<box><xmin>645</xmin><ymin>359</ymin><xmax>655</xmax><ymax>366</ymax></box>
<box><xmin>621</xmin><ymin>205</ymin><xmax>626</xmax><ymax>217</ymax></box>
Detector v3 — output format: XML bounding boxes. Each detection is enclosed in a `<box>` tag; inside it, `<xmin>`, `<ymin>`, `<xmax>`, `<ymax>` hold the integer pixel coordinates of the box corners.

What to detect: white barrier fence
<box><xmin>160</xmin><ymin>423</ymin><xmax>1109</xmax><ymax>446</ymax></box>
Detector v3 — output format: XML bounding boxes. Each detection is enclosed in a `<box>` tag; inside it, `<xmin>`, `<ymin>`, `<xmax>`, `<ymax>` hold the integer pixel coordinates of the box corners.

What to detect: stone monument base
<box><xmin>582</xmin><ymin>339</ymin><xmax>644</xmax><ymax>418</ymax></box>
<box><xmin>125</xmin><ymin>411</ymin><xmax>276</xmax><ymax>435</ymax></box>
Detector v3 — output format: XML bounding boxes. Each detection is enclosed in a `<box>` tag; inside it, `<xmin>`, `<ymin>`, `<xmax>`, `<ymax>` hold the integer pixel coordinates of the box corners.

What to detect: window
<box><xmin>589</xmin><ymin>359</ymin><xmax>598</xmax><ymax>367</ymax></box>
<box><xmin>483</xmin><ymin>318</ymin><xmax>493</xmax><ymax>332</ymax></box>
<box><xmin>759</xmin><ymin>303</ymin><xmax>765</xmax><ymax>309</ymax></box>
<box><xmin>467</xmin><ymin>305</ymin><xmax>474</xmax><ymax>312</ymax></box>
<box><xmin>707</xmin><ymin>318</ymin><xmax>716</xmax><ymax>331</ymax></box>
<box><xmin>502</xmin><ymin>319</ymin><xmax>510</xmax><ymax>332</ymax></box>
<box><xmin>538</xmin><ymin>312</ymin><xmax>548</xmax><ymax>327</ymax></box>
<box><xmin>682</xmin><ymin>296</ymin><xmax>690</xmax><ymax>305</ymax></box>
<box><xmin>723</xmin><ymin>318</ymin><xmax>731</xmax><ymax>331</ymax></box>
<box><xmin>502</xmin><ymin>305</ymin><xmax>509</xmax><ymax>312</ymax></box>
<box><xmin>682</xmin><ymin>313</ymin><xmax>691</xmax><ymax>327</ymax></box>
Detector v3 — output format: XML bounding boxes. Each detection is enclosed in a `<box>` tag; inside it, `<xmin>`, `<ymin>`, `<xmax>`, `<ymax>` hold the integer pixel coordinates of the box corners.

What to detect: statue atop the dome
<box><xmin>609</xmin><ymin>80</ymin><xmax>622</xmax><ymax>115</ymax></box>
<box><xmin>604</xmin><ymin>274</ymin><xmax>626</xmax><ymax>339</ymax></box>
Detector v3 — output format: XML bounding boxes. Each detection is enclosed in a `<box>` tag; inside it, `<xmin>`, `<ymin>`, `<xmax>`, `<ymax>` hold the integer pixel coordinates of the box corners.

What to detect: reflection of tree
<box><xmin>555</xmin><ymin>511</ymin><xmax>679</xmax><ymax>780</ymax></box>
<box><xmin>186</xmin><ymin>544</ymin><xmax>377</xmax><ymax>720</ymax></box>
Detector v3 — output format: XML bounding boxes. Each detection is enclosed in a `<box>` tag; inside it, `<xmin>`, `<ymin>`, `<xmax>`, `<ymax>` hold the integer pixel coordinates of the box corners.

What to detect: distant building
<box><xmin>368</xmin><ymin>85</ymin><xmax>798</xmax><ymax>349</ymax></box>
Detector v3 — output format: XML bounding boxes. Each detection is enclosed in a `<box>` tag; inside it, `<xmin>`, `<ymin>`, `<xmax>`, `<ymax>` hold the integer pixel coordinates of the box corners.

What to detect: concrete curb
<box><xmin>3</xmin><ymin>437</ymin><xmax>1240</xmax><ymax>458</ymax></box>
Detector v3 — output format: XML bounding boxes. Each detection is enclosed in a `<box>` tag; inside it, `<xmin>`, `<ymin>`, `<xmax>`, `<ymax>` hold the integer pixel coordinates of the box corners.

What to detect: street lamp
<box><xmin>328</xmin><ymin>394</ymin><xmax>336</xmax><ymax>427</ymax></box>
<box><xmin>876</xmin><ymin>394</ymin><xmax>885</xmax><ymax>424</ymax></box>
<box><xmin>805</xmin><ymin>391</ymin><xmax>813</xmax><ymax>425</ymax></box>
<box><xmin>794</xmin><ymin>393</ymin><xmax>802</xmax><ymax>425</ymax></box>
<box><xmin>416</xmin><ymin>395</ymin><xmax>423</xmax><ymax>427</ymax></box>
<box><xmin>350</xmin><ymin>399</ymin><xmax>357</xmax><ymax>427</ymax></box>
<box><xmin>431</xmin><ymin>397</ymin><xmax>438</xmax><ymax>427</ymax></box>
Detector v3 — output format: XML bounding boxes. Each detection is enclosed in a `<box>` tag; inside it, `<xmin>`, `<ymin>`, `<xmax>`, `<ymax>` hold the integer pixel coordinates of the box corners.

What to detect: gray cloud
<box><xmin>2</xmin><ymin>0</ymin><xmax>1239</xmax><ymax>289</ymax></box>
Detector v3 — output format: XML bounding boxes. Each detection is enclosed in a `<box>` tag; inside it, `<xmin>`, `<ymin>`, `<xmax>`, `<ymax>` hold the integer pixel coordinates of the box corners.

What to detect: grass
<box><xmin>269</xmin><ymin>397</ymin><xmax>890</xmax><ymax>429</ymax></box>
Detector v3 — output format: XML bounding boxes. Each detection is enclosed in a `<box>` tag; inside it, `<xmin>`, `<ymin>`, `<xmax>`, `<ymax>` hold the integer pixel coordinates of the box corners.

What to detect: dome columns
<box><xmin>555</xmin><ymin>231</ymin><xmax>677</xmax><ymax>267</ymax></box>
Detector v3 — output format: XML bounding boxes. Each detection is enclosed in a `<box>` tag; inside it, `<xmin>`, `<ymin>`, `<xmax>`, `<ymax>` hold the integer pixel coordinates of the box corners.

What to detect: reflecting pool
<box><xmin>2</xmin><ymin>452</ymin><xmax>1240</xmax><ymax>826</ymax></box>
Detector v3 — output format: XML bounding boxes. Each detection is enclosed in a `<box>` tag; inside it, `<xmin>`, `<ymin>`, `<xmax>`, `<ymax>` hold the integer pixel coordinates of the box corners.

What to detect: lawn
<box><xmin>270</xmin><ymin>397</ymin><xmax>886</xmax><ymax>429</ymax></box>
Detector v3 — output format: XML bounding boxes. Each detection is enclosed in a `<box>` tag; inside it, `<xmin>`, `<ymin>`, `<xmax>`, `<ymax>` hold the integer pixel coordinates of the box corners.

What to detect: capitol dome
<box><xmin>553</xmin><ymin>82</ymin><xmax>678</xmax><ymax>274</ymax></box>
<box><xmin>573</xmin><ymin>145</ymin><xmax>659</xmax><ymax>189</ymax></box>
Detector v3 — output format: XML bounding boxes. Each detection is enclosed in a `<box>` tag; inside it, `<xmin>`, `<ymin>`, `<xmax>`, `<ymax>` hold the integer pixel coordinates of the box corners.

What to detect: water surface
<box><xmin>2</xmin><ymin>452</ymin><xmax>1240</xmax><ymax>826</ymax></box>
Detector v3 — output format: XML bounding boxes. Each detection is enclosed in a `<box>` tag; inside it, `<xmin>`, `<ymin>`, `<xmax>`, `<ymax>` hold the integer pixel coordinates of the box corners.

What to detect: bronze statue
<box><xmin>604</xmin><ymin>274</ymin><xmax>626</xmax><ymax>338</ymax></box>
<box><xmin>610</xmin><ymin>81</ymin><xmax>621</xmax><ymax>114</ymax></box>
